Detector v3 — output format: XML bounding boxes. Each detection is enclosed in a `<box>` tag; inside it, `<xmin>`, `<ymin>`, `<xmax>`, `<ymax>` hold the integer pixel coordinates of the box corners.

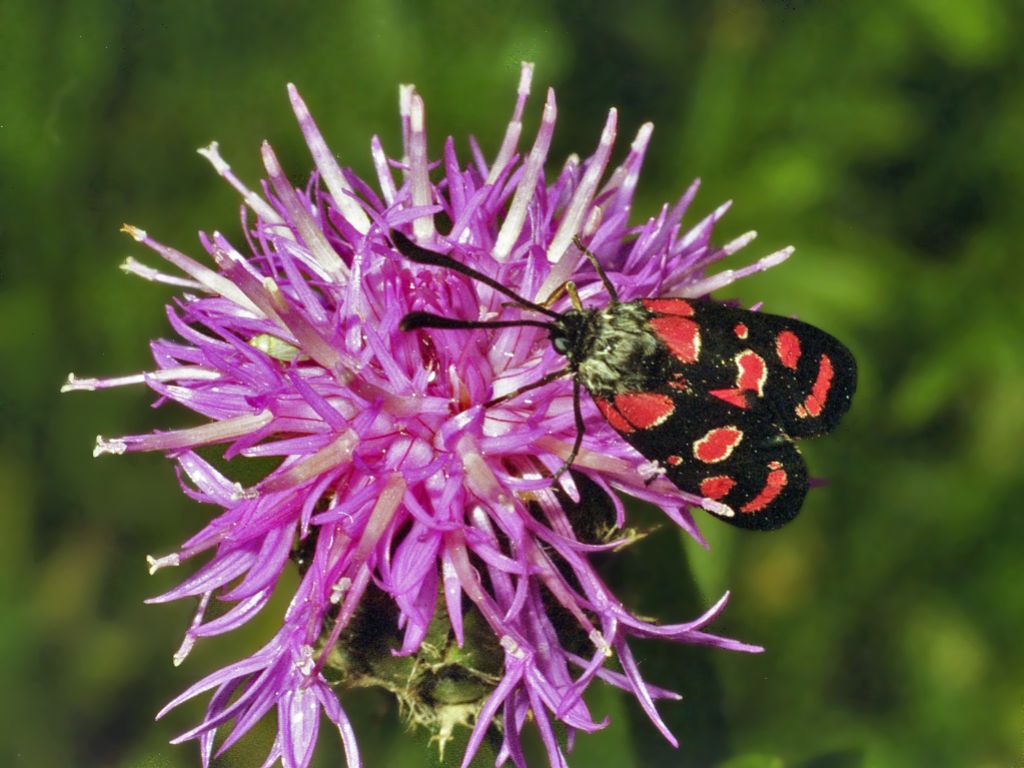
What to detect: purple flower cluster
<box><xmin>67</xmin><ymin>64</ymin><xmax>789</xmax><ymax>767</ymax></box>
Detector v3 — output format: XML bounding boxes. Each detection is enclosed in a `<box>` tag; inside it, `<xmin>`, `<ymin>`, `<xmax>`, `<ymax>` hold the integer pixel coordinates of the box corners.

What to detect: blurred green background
<box><xmin>2</xmin><ymin>1</ymin><xmax>1022</xmax><ymax>766</ymax></box>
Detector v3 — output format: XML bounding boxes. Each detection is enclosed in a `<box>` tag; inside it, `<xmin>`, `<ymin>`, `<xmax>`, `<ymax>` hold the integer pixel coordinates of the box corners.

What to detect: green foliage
<box><xmin>2</xmin><ymin>0</ymin><xmax>1021</xmax><ymax>765</ymax></box>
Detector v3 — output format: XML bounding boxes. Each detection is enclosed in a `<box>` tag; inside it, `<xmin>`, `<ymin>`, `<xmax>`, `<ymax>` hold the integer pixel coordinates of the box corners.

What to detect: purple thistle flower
<box><xmin>64</xmin><ymin>63</ymin><xmax>789</xmax><ymax>768</ymax></box>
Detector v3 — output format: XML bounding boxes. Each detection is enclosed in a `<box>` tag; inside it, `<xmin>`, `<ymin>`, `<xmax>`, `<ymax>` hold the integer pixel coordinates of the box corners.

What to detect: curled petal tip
<box><xmin>146</xmin><ymin>553</ymin><xmax>181</xmax><ymax>574</ymax></box>
<box><xmin>61</xmin><ymin>373</ymin><xmax>92</xmax><ymax>393</ymax></box>
<box><xmin>259</xmin><ymin>141</ymin><xmax>279</xmax><ymax>170</ymax></box>
<box><xmin>764</xmin><ymin>246</ymin><xmax>796</xmax><ymax>267</ymax></box>
<box><xmin>121</xmin><ymin>224</ymin><xmax>147</xmax><ymax>242</ymax></box>
<box><xmin>93</xmin><ymin>436</ymin><xmax>126</xmax><ymax>457</ymax></box>
<box><xmin>173</xmin><ymin>637</ymin><xmax>194</xmax><ymax>667</ymax></box>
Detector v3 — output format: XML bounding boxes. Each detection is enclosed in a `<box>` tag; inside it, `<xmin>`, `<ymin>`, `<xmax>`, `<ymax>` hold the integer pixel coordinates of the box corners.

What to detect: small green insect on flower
<box><xmin>249</xmin><ymin>333</ymin><xmax>303</xmax><ymax>362</ymax></box>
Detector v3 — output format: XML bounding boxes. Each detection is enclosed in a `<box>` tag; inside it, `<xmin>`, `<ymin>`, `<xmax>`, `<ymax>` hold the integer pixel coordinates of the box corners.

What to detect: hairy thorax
<box><xmin>568</xmin><ymin>302</ymin><xmax>672</xmax><ymax>398</ymax></box>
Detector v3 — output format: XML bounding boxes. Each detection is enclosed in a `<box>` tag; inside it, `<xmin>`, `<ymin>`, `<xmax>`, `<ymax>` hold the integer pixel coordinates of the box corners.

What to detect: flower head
<box><xmin>66</xmin><ymin>63</ymin><xmax>786</xmax><ymax>767</ymax></box>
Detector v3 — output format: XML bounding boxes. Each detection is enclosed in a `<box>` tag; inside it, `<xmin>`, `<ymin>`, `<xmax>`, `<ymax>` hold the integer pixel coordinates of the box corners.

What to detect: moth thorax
<box><xmin>575</xmin><ymin>302</ymin><xmax>668</xmax><ymax>398</ymax></box>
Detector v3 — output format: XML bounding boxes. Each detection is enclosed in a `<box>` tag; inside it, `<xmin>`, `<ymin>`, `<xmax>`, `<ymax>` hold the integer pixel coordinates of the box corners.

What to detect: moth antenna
<box><xmin>573</xmin><ymin>236</ymin><xmax>619</xmax><ymax>303</ymax></box>
<box><xmin>400</xmin><ymin>311</ymin><xmax>552</xmax><ymax>333</ymax></box>
<box><xmin>391</xmin><ymin>231</ymin><xmax>560</xmax><ymax>319</ymax></box>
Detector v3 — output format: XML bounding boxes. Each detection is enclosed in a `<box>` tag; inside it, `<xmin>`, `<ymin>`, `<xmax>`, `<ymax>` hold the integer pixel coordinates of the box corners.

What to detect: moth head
<box><xmin>549</xmin><ymin>310</ymin><xmax>591</xmax><ymax>363</ymax></box>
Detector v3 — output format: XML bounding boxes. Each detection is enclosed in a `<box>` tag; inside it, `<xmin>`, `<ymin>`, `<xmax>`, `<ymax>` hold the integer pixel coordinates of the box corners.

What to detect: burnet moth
<box><xmin>395</xmin><ymin>231</ymin><xmax>856</xmax><ymax>530</ymax></box>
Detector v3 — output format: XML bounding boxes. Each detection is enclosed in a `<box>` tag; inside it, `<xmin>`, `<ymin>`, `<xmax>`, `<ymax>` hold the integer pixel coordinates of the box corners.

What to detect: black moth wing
<box><xmin>686</xmin><ymin>301</ymin><xmax>858</xmax><ymax>439</ymax></box>
<box><xmin>589</xmin><ymin>296</ymin><xmax>856</xmax><ymax>530</ymax></box>
<box><xmin>594</xmin><ymin>383</ymin><xmax>808</xmax><ymax>530</ymax></box>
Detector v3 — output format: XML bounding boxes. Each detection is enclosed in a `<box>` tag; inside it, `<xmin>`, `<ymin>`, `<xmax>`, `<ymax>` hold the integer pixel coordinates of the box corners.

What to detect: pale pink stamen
<box><xmin>120</xmin><ymin>257</ymin><xmax>205</xmax><ymax>289</ymax></box>
<box><xmin>146</xmin><ymin>552</ymin><xmax>181</xmax><ymax>574</ymax></box>
<box><xmin>313</xmin><ymin>475</ymin><xmax>406</xmax><ymax>672</ymax></box>
<box><xmin>351</xmin><ymin>473</ymin><xmax>406</xmax><ymax>564</ymax></box>
<box><xmin>602</xmin><ymin>121</ymin><xmax>653</xmax><ymax>206</ymax></box>
<box><xmin>677</xmin><ymin>199</ymin><xmax>732</xmax><ymax>254</ymax></box>
<box><xmin>287</xmin><ymin>84</ymin><xmax>371</xmax><ymax>235</ymax></box>
<box><xmin>526</xmin><ymin>541</ymin><xmax>611</xmax><ymax>656</ymax></box>
<box><xmin>260</xmin><ymin>430</ymin><xmax>360</xmax><ymax>493</ymax></box>
<box><xmin>457</xmin><ymin>434</ymin><xmax>512</xmax><ymax>506</ymax></box>
<box><xmin>494</xmin><ymin>88</ymin><xmax>557</xmax><ymax>262</ymax></box>
<box><xmin>197</xmin><ymin>141</ymin><xmax>285</xmax><ymax>225</ymax></box>
<box><xmin>486</xmin><ymin>61</ymin><xmax>534</xmax><ymax>185</ymax></box>
<box><xmin>405</xmin><ymin>89</ymin><xmax>435</xmax><ymax>242</ymax></box>
<box><xmin>370</xmin><ymin>134</ymin><xmax>398</xmax><ymax>206</ymax></box>
<box><xmin>721</xmin><ymin>230</ymin><xmax>759</xmax><ymax>256</ymax></box>
<box><xmin>62</xmin><ymin>367</ymin><xmax>220</xmax><ymax>393</ymax></box>
<box><xmin>173</xmin><ymin>591</ymin><xmax>212</xmax><ymax>666</ymax></box>
<box><xmin>677</xmin><ymin>246</ymin><xmax>794</xmax><ymax>297</ymax></box>
<box><xmin>261</xmin><ymin>141</ymin><xmax>348</xmax><ymax>280</ymax></box>
<box><xmin>97</xmin><ymin>409</ymin><xmax>273</xmax><ymax>456</ymax></box>
<box><xmin>446</xmin><ymin>529</ymin><xmax>513</xmax><ymax>637</ymax></box>
<box><xmin>121</xmin><ymin>224</ymin><xmax>260</xmax><ymax>313</ymax></box>
<box><xmin>538</xmin><ymin>108</ymin><xmax>618</xmax><ymax>298</ymax></box>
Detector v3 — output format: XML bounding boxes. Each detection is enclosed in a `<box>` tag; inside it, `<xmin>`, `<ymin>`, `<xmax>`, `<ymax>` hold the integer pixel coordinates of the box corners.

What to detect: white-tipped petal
<box><xmin>94</xmin><ymin>436</ymin><xmax>127</xmax><ymax>457</ymax></box>
<box><xmin>197</xmin><ymin>142</ymin><xmax>284</xmax><ymax>224</ymax></box>
<box><xmin>287</xmin><ymin>84</ymin><xmax>371</xmax><ymax>235</ymax></box>
<box><xmin>146</xmin><ymin>552</ymin><xmax>181</xmax><ymax>574</ymax></box>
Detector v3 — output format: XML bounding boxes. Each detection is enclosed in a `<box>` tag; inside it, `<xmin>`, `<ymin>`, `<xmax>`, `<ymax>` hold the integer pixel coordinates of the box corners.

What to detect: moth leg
<box><xmin>538</xmin><ymin>280</ymin><xmax>569</xmax><ymax>308</ymax></box>
<box><xmin>536</xmin><ymin>279</ymin><xmax>585</xmax><ymax>312</ymax></box>
<box><xmin>572</xmin><ymin>235</ymin><xmax>619</xmax><ymax>303</ymax></box>
<box><xmin>551</xmin><ymin>378</ymin><xmax>586</xmax><ymax>482</ymax></box>
<box><xmin>565</xmin><ymin>281</ymin><xmax>584</xmax><ymax>311</ymax></box>
<box><xmin>483</xmin><ymin>367</ymin><xmax>570</xmax><ymax>408</ymax></box>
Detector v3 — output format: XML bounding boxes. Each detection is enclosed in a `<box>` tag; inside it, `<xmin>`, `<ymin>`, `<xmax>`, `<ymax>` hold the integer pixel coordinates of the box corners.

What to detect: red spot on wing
<box><xmin>595</xmin><ymin>397</ymin><xmax>634</xmax><ymax>433</ymax></box>
<box><xmin>667</xmin><ymin>372</ymin><xmax>689</xmax><ymax>392</ymax></box>
<box><xmin>709</xmin><ymin>388</ymin><xmax>750</xmax><ymax>409</ymax></box>
<box><xmin>642</xmin><ymin>298</ymin><xmax>694</xmax><ymax>316</ymax></box>
<box><xmin>651</xmin><ymin>316</ymin><xmax>700</xmax><ymax>364</ymax></box>
<box><xmin>734</xmin><ymin>322</ymin><xmax>749</xmax><ymax>339</ymax></box>
<box><xmin>735</xmin><ymin>350</ymin><xmax>767</xmax><ymax>395</ymax></box>
<box><xmin>613</xmin><ymin>392</ymin><xmax>676</xmax><ymax>429</ymax></box>
<box><xmin>740</xmin><ymin>464</ymin><xmax>788</xmax><ymax>513</ymax></box>
<box><xmin>712</xmin><ymin>351</ymin><xmax>765</xmax><ymax>407</ymax></box>
<box><xmin>693</xmin><ymin>426</ymin><xmax>743</xmax><ymax>463</ymax></box>
<box><xmin>667</xmin><ymin>454</ymin><xmax>683</xmax><ymax>466</ymax></box>
<box><xmin>797</xmin><ymin>354</ymin><xmax>834</xmax><ymax>418</ymax></box>
<box><xmin>700</xmin><ymin>475</ymin><xmax>736</xmax><ymax>500</ymax></box>
<box><xmin>776</xmin><ymin>330</ymin><xmax>801</xmax><ymax>370</ymax></box>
